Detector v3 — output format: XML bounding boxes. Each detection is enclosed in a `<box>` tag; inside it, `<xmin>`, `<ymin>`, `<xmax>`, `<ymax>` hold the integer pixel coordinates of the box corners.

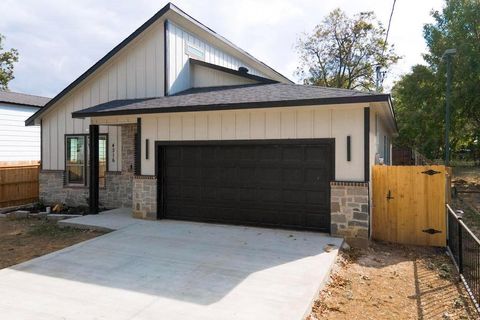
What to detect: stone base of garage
<box><xmin>132</xmin><ymin>175</ymin><xmax>157</xmax><ymax>220</ymax></box>
<box><xmin>330</xmin><ymin>181</ymin><xmax>369</xmax><ymax>248</ymax></box>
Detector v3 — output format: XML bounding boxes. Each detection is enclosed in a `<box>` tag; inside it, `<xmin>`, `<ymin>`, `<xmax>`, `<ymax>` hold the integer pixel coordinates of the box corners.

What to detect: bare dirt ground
<box><xmin>453</xmin><ymin>167</ymin><xmax>480</xmax><ymax>212</ymax></box>
<box><xmin>0</xmin><ymin>217</ymin><xmax>105</xmax><ymax>269</ymax></box>
<box><xmin>451</xmin><ymin>166</ymin><xmax>480</xmax><ymax>237</ymax></box>
<box><xmin>308</xmin><ymin>243</ymin><xmax>477</xmax><ymax>320</ymax></box>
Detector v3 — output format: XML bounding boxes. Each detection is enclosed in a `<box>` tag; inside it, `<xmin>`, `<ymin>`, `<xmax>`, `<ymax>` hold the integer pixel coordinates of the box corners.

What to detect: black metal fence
<box><xmin>446</xmin><ymin>204</ymin><xmax>480</xmax><ymax>311</ymax></box>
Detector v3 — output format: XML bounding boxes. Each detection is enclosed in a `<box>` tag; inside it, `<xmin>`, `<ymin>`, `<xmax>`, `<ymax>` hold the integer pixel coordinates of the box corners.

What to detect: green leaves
<box><xmin>0</xmin><ymin>34</ymin><xmax>19</xmax><ymax>90</ymax></box>
<box><xmin>296</xmin><ymin>8</ymin><xmax>400</xmax><ymax>92</ymax></box>
<box><xmin>394</xmin><ymin>0</ymin><xmax>480</xmax><ymax>162</ymax></box>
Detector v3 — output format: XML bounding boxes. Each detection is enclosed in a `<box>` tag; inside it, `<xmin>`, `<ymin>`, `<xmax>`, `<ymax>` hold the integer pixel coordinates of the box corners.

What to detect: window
<box><xmin>66</xmin><ymin>136</ymin><xmax>86</xmax><ymax>185</ymax></box>
<box><xmin>66</xmin><ymin>135</ymin><xmax>107</xmax><ymax>187</ymax></box>
<box><xmin>185</xmin><ymin>40</ymin><xmax>205</xmax><ymax>60</ymax></box>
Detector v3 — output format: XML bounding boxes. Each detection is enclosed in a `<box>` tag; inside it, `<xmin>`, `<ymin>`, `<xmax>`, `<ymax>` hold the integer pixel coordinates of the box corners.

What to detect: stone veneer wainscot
<box><xmin>39</xmin><ymin>124</ymin><xmax>136</xmax><ymax>209</ymax></box>
<box><xmin>330</xmin><ymin>181</ymin><xmax>369</xmax><ymax>247</ymax></box>
<box><xmin>132</xmin><ymin>175</ymin><xmax>157</xmax><ymax>220</ymax></box>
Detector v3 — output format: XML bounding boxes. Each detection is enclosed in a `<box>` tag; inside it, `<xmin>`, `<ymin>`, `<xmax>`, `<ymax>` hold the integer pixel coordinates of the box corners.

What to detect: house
<box><xmin>26</xmin><ymin>3</ymin><xmax>396</xmax><ymax>246</ymax></box>
<box><xmin>0</xmin><ymin>91</ymin><xmax>50</xmax><ymax>165</ymax></box>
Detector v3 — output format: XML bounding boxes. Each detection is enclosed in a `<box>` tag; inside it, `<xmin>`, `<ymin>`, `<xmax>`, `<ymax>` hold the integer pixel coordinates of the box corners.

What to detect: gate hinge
<box><xmin>421</xmin><ymin>169</ymin><xmax>441</xmax><ymax>176</ymax></box>
<box><xmin>422</xmin><ymin>228</ymin><xmax>442</xmax><ymax>235</ymax></box>
<box><xmin>386</xmin><ymin>190</ymin><xmax>394</xmax><ymax>200</ymax></box>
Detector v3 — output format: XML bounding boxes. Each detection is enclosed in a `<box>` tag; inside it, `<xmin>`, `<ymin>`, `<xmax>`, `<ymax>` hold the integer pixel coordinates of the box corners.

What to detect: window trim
<box><xmin>64</xmin><ymin>133</ymin><xmax>108</xmax><ymax>187</ymax></box>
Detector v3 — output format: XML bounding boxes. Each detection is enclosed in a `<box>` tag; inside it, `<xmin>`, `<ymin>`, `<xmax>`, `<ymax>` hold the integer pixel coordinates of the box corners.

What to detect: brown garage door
<box><xmin>157</xmin><ymin>140</ymin><xmax>334</xmax><ymax>232</ymax></box>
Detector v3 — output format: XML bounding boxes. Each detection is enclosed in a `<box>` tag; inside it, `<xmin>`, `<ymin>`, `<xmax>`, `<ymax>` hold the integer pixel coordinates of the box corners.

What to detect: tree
<box><xmin>0</xmin><ymin>34</ymin><xmax>19</xmax><ymax>90</ymax></box>
<box><xmin>393</xmin><ymin>0</ymin><xmax>480</xmax><ymax>162</ymax></box>
<box><xmin>295</xmin><ymin>9</ymin><xmax>400</xmax><ymax>91</ymax></box>
<box><xmin>392</xmin><ymin>65</ymin><xmax>445</xmax><ymax>160</ymax></box>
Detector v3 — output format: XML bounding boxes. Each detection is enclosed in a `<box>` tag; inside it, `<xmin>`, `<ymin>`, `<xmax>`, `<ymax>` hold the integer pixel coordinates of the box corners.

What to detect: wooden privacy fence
<box><xmin>0</xmin><ymin>164</ymin><xmax>40</xmax><ymax>208</ymax></box>
<box><xmin>372</xmin><ymin>165</ymin><xmax>451</xmax><ymax>247</ymax></box>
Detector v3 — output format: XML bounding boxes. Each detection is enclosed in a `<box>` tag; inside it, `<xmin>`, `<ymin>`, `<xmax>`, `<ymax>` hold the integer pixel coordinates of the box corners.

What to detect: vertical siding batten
<box><xmin>38</xmin><ymin>19</ymin><xmax>166</xmax><ymax>171</ymax></box>
<box><xmin>137</xmin><ymin>105</ymin><xmax>366</xmax><ymax>177</ymax></box>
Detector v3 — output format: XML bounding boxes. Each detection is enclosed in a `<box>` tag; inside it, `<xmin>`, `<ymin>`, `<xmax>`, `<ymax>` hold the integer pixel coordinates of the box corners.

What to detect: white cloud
<box><xmin>0</xmin><ymin>0</ymin><xmax>444</xmax><ymax>97</ymax></box>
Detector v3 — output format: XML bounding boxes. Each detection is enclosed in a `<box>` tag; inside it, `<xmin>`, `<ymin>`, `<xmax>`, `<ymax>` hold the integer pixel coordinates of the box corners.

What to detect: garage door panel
<box><xmin>284</xmin><ymin>190</ymin><xmax>311</xmax><ymax>204</ymax></box>
<box><xmin>258</xmin><ymin>147</ymin><xmax>281</xmax><ymax>160</ymax></box>
<box><xmin>166</xmin><ymin>166</ymin><xmax>181</xmax><ymax>179</ymax></box>
<box><xmin>257</xmin><ymin>168</ymin><xmax>282</xmax><ymax>183</ymax></box>
<box><xmin>282</xmin><ymin>146</ymin><xmax>304</xmax><ymax>161</ymax></box>
<box><xmin>282</xmin><ymin>168</ymin><xmax>303</xmax><ymax>184</ymax></box>
<box><xmin>306</xmin><ymin>191</ymin><xmax>329</xmax><ymax>205</ymax></box>
<box><xmin>237</xmin><ymin>167</ymin><xmax>256</xmax><ymax>182</ymax></box>
<box><xmin>305</xmin><ymin>146</ymin><xmax>329</xmax><ymax>161</ymax></box>
<box><xmin>159</xmin><ymin>141</ymin><xmax>332</xmax><ymax>231</ymax></box>
<box><xmin>305</xmin><ymin>174</ymin><xmax>329</xmax><ymax>186</ymax></box>
<box><xmin>238</xmin><ymin>188</ymin><xmax>256</xmax><ymax>201</ymax></box>
<box><xmin>305</xmin><ymin>212</ymin><xmax>330</xmax><ymax>229</ymax></box>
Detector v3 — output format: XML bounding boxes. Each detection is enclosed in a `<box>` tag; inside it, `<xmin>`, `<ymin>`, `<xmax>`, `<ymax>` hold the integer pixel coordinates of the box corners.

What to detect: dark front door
<box><xmin>157</xmin><ymin>140</ymin><xmax>334</xmax><ymax>232</ymax></box>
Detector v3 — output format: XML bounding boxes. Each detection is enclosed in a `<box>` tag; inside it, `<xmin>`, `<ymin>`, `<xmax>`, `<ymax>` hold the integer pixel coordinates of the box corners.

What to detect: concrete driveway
<box><xmin>0</xmin><ymin>215</ymin><xmax>342</xmax><ymax>320</ymax></box>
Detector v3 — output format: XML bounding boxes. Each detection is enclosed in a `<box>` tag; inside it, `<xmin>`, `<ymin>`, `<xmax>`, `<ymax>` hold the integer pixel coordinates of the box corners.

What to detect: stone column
<box><xmin>330</xmin><ymin>181</ymin><xmax>369</xmax><ymax>247</ymax></box>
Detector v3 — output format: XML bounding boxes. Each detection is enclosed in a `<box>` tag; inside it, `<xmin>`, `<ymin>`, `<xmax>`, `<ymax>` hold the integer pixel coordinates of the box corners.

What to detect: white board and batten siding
<box><xmin>40</xmin><ymin>18</ymin><xmax>166</xmax><ymax>172</ymax></box>
<box><xmin>127</xmin><ymin>104</ymin><xmax>367</xmax><ymax>181</ymax></box>
<box><xmin>166</xmin><ymin>21</ymin><xmax>264</xmax><ymax>94</ymax></box>
<box><xmin>191</xmin><ymin>64</ymin><xmax>259</xmax><ymax>88</ymax></box>
<box><xmin>0</xmin><ymin>104</ymin><xmax>41</xmax><ymax>161</ymax></box>
<box><xmin>40</xmin><ymin>17</ymin><xmax>267</xmax><ymax>171</ymax></box>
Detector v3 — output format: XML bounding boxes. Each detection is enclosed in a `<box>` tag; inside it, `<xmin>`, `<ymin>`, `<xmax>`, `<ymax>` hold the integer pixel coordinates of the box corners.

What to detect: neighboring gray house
<box><xmin>0</xmin><ymin>91</ymin><xmax>50</xmax><ymax>164</ymax></box>
<box><xmin>26</xmin><ymin>3</ymin><xmax>396</xmax><ymax>246</ymax></box>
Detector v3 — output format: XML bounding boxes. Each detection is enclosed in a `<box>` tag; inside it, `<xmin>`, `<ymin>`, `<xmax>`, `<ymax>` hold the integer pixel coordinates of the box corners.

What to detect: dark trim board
<box><xmin>154</xmin><ymin>138</ymin><xmax>335</xmax><ymax>231</ymax></box>
<box><xmin>163</xmin><ymin>20</ymin><xmax>169</xmax><ymax>96</ymax></box>
<box><xmin>189</xmin><ymin>58</ymin><xmax>278</xmax><ymax>84</ymax></box>
<box><xmin>88</xmin><ymin>125</ymin><xmax>100</xmax><ymax>214</ymax></box>
<box><xmin>364</xmin><ymin>107</ymin><xmax>370</xmax><ymax>182</ymax></box>
<box><xmin>40</xmin><ymin>119</ymin><xmax>43</xmax><ymax>170</ymax></box>
<box><xmin>135</xmin><ymin>118</ymin><xmax>142</xmax><ymax>175</ymax></box>
<box><xmin>155</xmin><ymin>145</ymin><xmax>166</xmax><ymax>219</ymax></box>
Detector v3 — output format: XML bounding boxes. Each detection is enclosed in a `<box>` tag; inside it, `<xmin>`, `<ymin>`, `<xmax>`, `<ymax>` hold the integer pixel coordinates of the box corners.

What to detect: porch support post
<box><xmin>89</xmin><ymin>124</ymin><xmax>99</xmax><ymax>214</ymax></box>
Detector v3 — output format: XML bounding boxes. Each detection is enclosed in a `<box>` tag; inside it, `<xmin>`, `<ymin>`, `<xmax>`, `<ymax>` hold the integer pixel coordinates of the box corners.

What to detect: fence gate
<box><xmin>372</xmin><ymin>165</ymin><xmax>450</xmax><ymax>247</ymax></box>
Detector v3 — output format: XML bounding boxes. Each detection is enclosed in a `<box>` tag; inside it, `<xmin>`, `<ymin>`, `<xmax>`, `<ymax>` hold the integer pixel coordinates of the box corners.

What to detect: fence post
<box><xmin>458</xmin><ymin>220</ymin><xmax>464</xmax><ymax>274</ymax></box>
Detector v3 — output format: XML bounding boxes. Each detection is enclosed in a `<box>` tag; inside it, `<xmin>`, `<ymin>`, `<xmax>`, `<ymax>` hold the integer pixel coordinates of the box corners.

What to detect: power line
<box><xmin>383</xmin><ymin>0</ymin><xmax>397</xmax><ymax>56</ymax></box>
<box><xmin>376</xmin><ymin>0</ymin><xmax>397</xmax><ymax>91</ymax></box>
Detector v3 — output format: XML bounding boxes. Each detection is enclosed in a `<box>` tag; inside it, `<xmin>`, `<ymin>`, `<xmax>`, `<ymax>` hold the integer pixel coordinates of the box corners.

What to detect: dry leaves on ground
<box><xmin>309</xmin><ymin>243</ymin><xmax>477</xmax><ymax>320</ymax></box>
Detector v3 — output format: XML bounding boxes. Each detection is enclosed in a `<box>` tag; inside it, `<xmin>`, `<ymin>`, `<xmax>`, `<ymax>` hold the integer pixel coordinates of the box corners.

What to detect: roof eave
<box><xmin>0</xmin><ymin>101</ymin><xmax>43</xmax><ymax>108</ymax></box>
<box><xmin>387</xmin><ymin>95</ymin><xmax>399</xmax><ymax>135</ymax></box>
<box><xmin>72</xmin><ymin>94</ymin><xmax>390</xmax><ymax>118</ymax></box>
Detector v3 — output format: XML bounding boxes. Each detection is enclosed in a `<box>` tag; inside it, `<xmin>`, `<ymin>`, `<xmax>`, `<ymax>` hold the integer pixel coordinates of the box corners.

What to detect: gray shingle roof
<box><xmin>0</xmin><ymin>91</ymin><xmax>50</xmax><ymax>107</ymax></box>
<box><xmin>72</xmin><ymin>83</ymin><xmax>389</xmax><ymax>118</ymax></box>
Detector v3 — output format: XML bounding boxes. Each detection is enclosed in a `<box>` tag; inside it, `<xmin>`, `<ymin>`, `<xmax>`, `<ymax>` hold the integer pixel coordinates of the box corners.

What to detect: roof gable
<box><xmin>26</xmin><ymin>2</ymin><xmax>291</xmax><ymax>126</ymax></box>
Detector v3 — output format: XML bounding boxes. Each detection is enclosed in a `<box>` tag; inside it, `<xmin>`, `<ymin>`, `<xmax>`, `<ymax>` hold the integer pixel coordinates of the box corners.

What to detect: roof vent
<box><xmin>238</xmin><ymin>66</ymin><xmax>249</xmax><ymax>74</ymax></box>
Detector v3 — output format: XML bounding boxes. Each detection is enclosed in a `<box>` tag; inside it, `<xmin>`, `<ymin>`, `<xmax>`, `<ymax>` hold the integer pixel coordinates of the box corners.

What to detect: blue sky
<box><xmin>0</xmin><ymin>0</ymin><xmax>444</xmax><ymax>98</ymax></box>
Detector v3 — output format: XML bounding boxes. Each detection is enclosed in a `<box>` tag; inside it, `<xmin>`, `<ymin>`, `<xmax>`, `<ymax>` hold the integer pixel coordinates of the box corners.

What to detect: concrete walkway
<box><xmin>0</xmin><ymin>211</ymin><xmax>342</xmax><ymax>320</ymax></box>
<box><xmin>58</xmin><ymin>208</ymin><xmax>139</xmax><ymax>231</ymax></box>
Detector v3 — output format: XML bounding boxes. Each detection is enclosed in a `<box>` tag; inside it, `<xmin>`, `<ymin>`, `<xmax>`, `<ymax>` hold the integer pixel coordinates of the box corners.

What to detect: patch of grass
<box><xmin>27</xmin><ymin>221</ymin><xmax>81</xmax><ymax>238</ymax></box>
